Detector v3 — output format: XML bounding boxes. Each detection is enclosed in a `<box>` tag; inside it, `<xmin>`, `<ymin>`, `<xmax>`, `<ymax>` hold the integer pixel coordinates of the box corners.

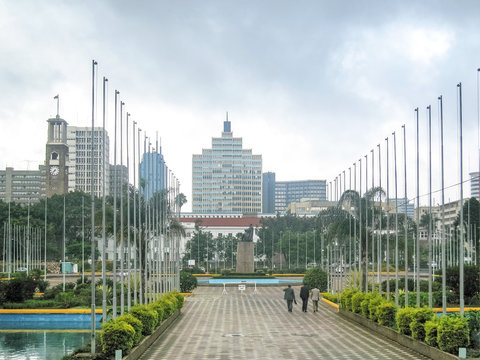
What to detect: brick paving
<box><xmin>140</xmin><ymin>286</ymin><xmax>428</xmax><ymax>359</ymax></box>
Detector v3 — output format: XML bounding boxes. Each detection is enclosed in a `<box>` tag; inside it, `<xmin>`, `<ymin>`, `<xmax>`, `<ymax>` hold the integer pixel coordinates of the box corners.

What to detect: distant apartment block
<box><xmin>0</xmin><ymin>166</ymin><xmax>46</xmax><ymax>204</ymax></box>
<box><xmin>192</xmin><ymin>119</ymin><xmax>262</xmax><ymax>214</ymax></box>
<box><xmin>67</xmin><ymin>126</ymin><xmax>110</xmax><ymax>197</ymax></box>
<box><xmin>274</xmin><ymin>180</ymin><xmax>327</xmax><ymax>213</ymax></box>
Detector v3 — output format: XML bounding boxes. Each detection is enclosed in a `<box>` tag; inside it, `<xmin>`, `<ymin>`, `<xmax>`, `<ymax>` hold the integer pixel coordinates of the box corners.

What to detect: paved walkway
<box><xmin>140</xmin><ymin>286</ymin><xmax>428</xmax><ymax>359</ymax></box>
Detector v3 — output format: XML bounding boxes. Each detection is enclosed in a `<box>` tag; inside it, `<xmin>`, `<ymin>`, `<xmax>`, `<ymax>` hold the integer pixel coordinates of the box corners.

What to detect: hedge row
<box><xmin>100</xmin><ymin>290</ymin><xmax>184</xmax><ymax>357</ymax></box>
<box><xmin>340</xmin><ymin>289</ymin><xmax>470</xmax><ymax>355</ymax></box>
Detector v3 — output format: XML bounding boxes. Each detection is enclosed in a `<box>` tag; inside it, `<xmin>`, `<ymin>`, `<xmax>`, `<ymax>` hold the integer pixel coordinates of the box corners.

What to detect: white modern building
<box><xmin>192</xmin><ymin>119</ymin><xmax>262</xmax><ymax>214</ymax></box>
<box><xmin>471</xmin><ymin>172</ymin><xmax>479</xmax><ymax>200</ymax></box>
<box><xmin>67</xmin><ymin>127</ymin><xmax>110</xmax><ymax>197</ymax></box>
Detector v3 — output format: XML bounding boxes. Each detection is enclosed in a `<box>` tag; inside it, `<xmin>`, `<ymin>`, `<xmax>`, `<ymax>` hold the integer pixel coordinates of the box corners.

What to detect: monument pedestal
<box><xmin>236</xmin><ymin>242</ymin><xmax>254</xmax><ymax>273</ymax></box>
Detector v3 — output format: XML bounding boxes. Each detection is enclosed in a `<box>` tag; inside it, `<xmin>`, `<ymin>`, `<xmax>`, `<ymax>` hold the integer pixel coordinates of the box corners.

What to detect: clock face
<box><xmin>50</xmin><ymin>166</ymin><xmax>60</xmax><ymax>176</ymax></box>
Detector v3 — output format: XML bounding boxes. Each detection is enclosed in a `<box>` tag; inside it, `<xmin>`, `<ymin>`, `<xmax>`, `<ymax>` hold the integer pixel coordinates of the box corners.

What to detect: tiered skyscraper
<box><xmin>140</xmin><ymin>145</ymin><xmax>166</xmax><ymax>200</ymax></box>
<box><xmin>192</xmin><ymin>119</ymin><xmax>262</xmax><ymax>213</ymax></box>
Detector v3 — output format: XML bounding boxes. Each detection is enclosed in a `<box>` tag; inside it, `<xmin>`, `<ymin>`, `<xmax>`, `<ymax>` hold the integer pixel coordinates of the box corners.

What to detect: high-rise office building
<box><xmin>66</xmin><ymin>126</ymin><xmax>110</xmax><ymax>197</ymax></box>
<box><xmin>0</xmin><ymin>166</ymin><xmax>46</xmax><ymax>204</ymax></box>
<box><xmin>471</xmin><ymin>172</ymin><xmax>479</xmax><ymax>200</ymax></box>
<box><xmin>387</xmin><ymin>198</ymin><xmax>415</xmax><ymax>218</ymax></box>
<box><xmin>140</xmin><ymin>149</ymin><xmax>166</xmax><ymax>200</ymax></box>
<box><xmin>109</xmin><ymin>164</ymin><xmax>128</xmax><ymax>198</ymax></box>
<box><xmin>274</xmin><ymin>180</ymin><xmax>327</xmax><ymax>213</ymax></box>
<box><xmin>262</xmin><ymin>172</ymin><xmax>276</xmax><ymax>213</ymax></box>
<box><xmin>192</xmin><ymin>119</ymin><xmax>262</xmax><ymax>213</ymax></box>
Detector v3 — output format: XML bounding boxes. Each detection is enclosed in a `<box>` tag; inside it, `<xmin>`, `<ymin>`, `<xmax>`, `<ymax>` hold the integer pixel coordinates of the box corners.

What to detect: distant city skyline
<box><xmin>2</xmin><ymin>2</ymin><xmax>480</xmax><ymax>211</ymax></box>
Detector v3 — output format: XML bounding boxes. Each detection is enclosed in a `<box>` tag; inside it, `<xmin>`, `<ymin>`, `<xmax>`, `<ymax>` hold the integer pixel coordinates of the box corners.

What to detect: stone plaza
<box><xmin>140</xmin><ymin>286</ymin><xmax>427</xmax><ymax>359</ymax></box>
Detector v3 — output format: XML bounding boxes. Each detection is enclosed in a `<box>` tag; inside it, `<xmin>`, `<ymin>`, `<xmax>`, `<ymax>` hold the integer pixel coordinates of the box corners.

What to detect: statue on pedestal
<box><xmin>241</xmin><ymin>224</ymin><xmax>254</xmax><ymax>242</ymax></box>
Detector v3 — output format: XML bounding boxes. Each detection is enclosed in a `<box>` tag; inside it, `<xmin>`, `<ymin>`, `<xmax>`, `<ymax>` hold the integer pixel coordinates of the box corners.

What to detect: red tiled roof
<box><xmin>179</xmin><ymin>217</ymin><xmax>261</xmax><ymax>227</ymax></box>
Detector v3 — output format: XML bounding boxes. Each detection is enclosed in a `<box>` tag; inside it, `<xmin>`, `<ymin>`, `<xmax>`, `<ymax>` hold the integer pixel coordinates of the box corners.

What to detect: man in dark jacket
<box><xmin>283</xmin><ymin>284</ymin><xmax>296</xmax><ymax>312</ymax></box>
<box><xmin>300</xmin><ymin>284</ymin><xmax>310</xmax><ymax>312</ymax></box>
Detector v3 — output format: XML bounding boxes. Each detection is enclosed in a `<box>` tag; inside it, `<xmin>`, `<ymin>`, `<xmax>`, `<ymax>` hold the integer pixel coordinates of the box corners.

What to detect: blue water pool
<box><xmin>199</xmin><ymin>278</ymin><xmax>303</xmax><ymax>284</ymax></box>
<box><xmin>0</xmin><ymin>314</ymin><xmax>102</xmax><ymax>330</ymax></box>
<box><xmin>0</xmin><ymin>330</ymin><xmax>90</xmax><ymax>359</ymax></box>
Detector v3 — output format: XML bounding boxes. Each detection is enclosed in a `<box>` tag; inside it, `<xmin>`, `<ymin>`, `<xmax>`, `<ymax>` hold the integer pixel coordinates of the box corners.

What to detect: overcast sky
<box><xmin>1</xmin><ymin>1</ymin><xmax>480</xmax><ymax>211</ymax></box>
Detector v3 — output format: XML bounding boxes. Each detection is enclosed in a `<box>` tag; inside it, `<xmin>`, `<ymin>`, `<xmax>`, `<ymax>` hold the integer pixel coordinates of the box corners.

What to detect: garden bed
<box><xmin>339</xmin><ymin>308</ymin><xmax>460</xmax><ymax>360</ymax></box>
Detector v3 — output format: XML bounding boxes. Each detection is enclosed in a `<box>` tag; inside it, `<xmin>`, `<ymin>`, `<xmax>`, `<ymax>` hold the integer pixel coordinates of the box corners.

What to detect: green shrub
<box><xmin>180</xmin><ymin>270</ymin><xmax>198</xmax><ymax>293</ymax></box>
<box><xmin>425</xmin><ymin>319</ymin><xmax>440</xmax><ymax>348</ymax></box>
<box><xmin>129</xmin><ymin>305</ymin><xmax>158</xmax><ymax>335</ymax></box>
<box><xmin>54</xmin><ymin>292</ymin><xmax>80</xmax><ymax>308</ymax></box>
<box><xmin>163</xmin><ymin>292</ymin><xmax>181</xmax><ymax>309</ymax></box>
<box><xmin>360</xmin><ymin>293</ymin><xmax>376</xmax><ymax>318</ymax></box>
<box><xmin>376</xmin><ymin>302</ymin><xmax>397</xmax><ymax>327</ymax></box>
<box><xmin>438</xmin><ymin>316</ymin><xmax>470</xmax><ymax>354</ymax></box>
<box><xmin>351</xmin><ymin>292</ymin><xmax>366</xmax><ymax>314</ymax></box>
<box><xmin>2</xmin><ymin>299</ymin><xmax>57</xmax><ymax>309</ymax></box>
<box><xmin>339</xmin><ymin>288</ymin><xmax>357</xmax><ymax>310</ymax></box>
<box><xmin>302</xmin><ymin>268</ymin><xmax>328</xmax><ymax>291</ymax></box>
<box><xmin>368</xmin><ymin>296</ymin><xmax>383</xmax><ymax>321</ymax></box>
<box><xmin>398</xmin><ymin>292</ymin><xmax>428</xmax><ymax>307</ymax></box>
<box><xmin>321</xmin><ymin>292</ymin><xmax>337</xmax><ymax>303</ymax></box>
<box><xmin>149</xmin><ymin>302</ymin><xmax>166</xmax><ymax>323</ymax></box>
<box><xmin>158</xmin><ymin>297</ymin><xmax>176</xmax><ymax>318</ymax></box>
<box><xmin>117</xmin><ymin>314</ymin><xmax>143</xmax><ymax>346</ymax></box>
<box><xmin>165</xmin><ymin>290</ymin><xmax>184</xmax><ymax>310</ymax></box>
<box><xmin>410</xmin><ymin>307</ymin><xmax>434</xmax><ymax>341</ymax></box>
<box><xmin>466</xmin><ymin>310</ymin><xmax>480</xmax><ymax>348</ymax></box>
<box><xmin>396</xmin><ymin>307</ymin><xmax>416</xmax><ymax>336</ymax></box>
<box><xmin>101</xmin><ymin>320</ymin><xmax>135</xmax><ymax>356</ymax></box>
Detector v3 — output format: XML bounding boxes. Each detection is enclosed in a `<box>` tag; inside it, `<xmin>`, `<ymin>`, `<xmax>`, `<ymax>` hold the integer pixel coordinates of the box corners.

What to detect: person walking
<box><xmin>300</xmin><ymin>284</ymin><xmax>310</xmax><ymax>312</ymax></box>
<box><xmin>311</xmin><ymin>287</ymin><xmax>320</xmax><ymax>313</ymax></box>
<box><xmin>283</xmin><ymin>284</ymin><xmax>296</xmax><ymax>312</ymax></box>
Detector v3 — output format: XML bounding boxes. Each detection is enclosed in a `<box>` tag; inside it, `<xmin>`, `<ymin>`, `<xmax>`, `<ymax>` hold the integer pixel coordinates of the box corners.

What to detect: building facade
<box><xmin>109</xmin><ymin>165</ymin><xmax>128</xmax><ymax>198</ymax></box>
<box><xmin>140</xmin><ymin>150</ymin><xmax>166</xmax><ymax>200</ymax></box>
<box><xmin>387</xmin><ymin>198</ymin><xmax>415</xmax><ymax>218</ymax></box>
<box><xmin>262</xmin><ymin>172</ymin><xmax>275</xmax><ymax>214</ymax></box>
<box><xmin>274</xmin><ymin>180</ymin><xmax>327</xmax><ymax>213</ymax></box>
<box><xmin>0</xmin><ymin>166</ymin><xmax>46</xmax><ymax>204</ymax></box>
<box><xmin>66</xmin><ymin>126</ymin><xmax>110</xmax><ymax>197</ymax></box>
<box><xmin>471</xmin><ymin>172</ymin><xmax>479</xmax><ymax>200</ymax></box>
<box><xmin>192</xmin><ymin>120</ymin><xmax>262</xmax><ymax>214</ymax></box>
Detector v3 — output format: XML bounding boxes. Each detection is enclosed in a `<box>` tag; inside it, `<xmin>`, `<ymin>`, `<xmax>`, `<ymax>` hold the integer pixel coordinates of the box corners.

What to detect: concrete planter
<box><xmin>124</xmin><ymin>308</ymin><xmax>182</xmax><ymax>360</ymax></box>
<box><xmin>338</xmin><ymin>308</ymin><xmax>459</xmax><ymax>360</ymax></box>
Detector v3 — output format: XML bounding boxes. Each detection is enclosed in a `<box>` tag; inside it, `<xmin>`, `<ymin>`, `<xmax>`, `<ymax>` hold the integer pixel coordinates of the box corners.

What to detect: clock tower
<box><xmin>45</xmin><ymin>114</ymin><xmax>68</xmax><ymax>197</ymax></box>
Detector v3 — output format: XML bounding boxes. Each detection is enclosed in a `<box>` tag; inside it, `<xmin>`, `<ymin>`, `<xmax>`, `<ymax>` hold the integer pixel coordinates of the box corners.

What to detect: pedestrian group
<box><xmin>283</xmin><ymin>284</ymin><xmax>321</xmax><ymax>313</ymax></box>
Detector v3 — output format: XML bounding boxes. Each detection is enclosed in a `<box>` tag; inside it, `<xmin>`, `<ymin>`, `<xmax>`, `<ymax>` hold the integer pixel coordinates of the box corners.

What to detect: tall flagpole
<box><xmin>439</xmin><ymin>95</ymin><xmax>446</xmax><ymax>315</ymax></box>
<box><xmin>101</xmin><ymin>76</ymin><xmax>108</xmax><ymax>322</ymax></box>
<box><xmin>120</xmin><ymin>101</ymin><xmax>125</xmax><ymax>315</ymax></box>
<box><xmin>403</xmin><ymin>124</ymin><xmax>409</xmax><ymax>307</ymax></box>
<box><xmin>427</xmin><ymin>105</ymin><xmax>433</xmax><ymax>308</ymax></box>
<box><xmin>112</xmin><ymin>90</ymin><xmax>119</xmax><ymax>318</ymax></box>
<box><xmin>385</xmin><ymin>137</ymin><xmax>390</xmax><ymax>300</ymax></box>
<box><xmin>415</xmin><ymin>107</ymin><xmax>420</xmax><ymax>307</ymax></box>
<box><xmin>126</xmin><ymin>112</ymin><xmax>131</xmax><ymax>312</ymax></box>
<box><xmin>90</xmin><ymin>59</ymin><xmax>98</xmax><ymax>354</ymax></box>
<box><xmin>458</xmin><ymin>82</ymin><xmax>465</xmax><ymax>316</ymax></box>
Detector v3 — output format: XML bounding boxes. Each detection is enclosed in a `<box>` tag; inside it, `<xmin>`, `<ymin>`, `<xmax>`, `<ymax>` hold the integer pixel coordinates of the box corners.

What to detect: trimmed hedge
<box><xmin>396</xmin><ymin>307</ymin><xmax>415</xmax><ymax>336</ymax></box>
<box><xmin>376</xmin><ymin>302</ymin><xmax>397</xmax><ymax>328</ymax></box>
<box><xmin>438</xmin><ymin>316</ymin><xmax>470</xmax><ymax>354</ymax></box>
<box><xmin>340</xmin><ymin>288</ymin><xmax>357</xmax><ymax>310</ymax></box>
<box><xmin>425</xmin><ymin>319</ymin><xmax>440</xmax><ymax>348</ymax></box>
<box><xmin>368</xmin><ymin>296</ymin><xmax>383</xmax><ymax>321</ymax></box>
<box><xmin>351</xmin><ymin>292</ymin><xmax>366</xmax><ymax>314</ymax></box>
<box><xmin>101</xmin><ymin>319</ymin><xmax>135</xmax><ymax>357</ymax></box>
<box><xmin>129</xmin><ymin>305</ymin><xmax>159</xmax><ymax>335</ymax></box>
<box><xmin>116</xmin><ymin>314</ymin><xmax>143</xmax><ymax>346</ymax></box>
<box><xmin>410</xmin><ymin>307</ymin><xmax>434</xmax><ymax>341</ymax></box>
<box><xmin>359</xmin><ymin>293</ymin><xmax>377</xmax><ymax>318</ymax></box>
